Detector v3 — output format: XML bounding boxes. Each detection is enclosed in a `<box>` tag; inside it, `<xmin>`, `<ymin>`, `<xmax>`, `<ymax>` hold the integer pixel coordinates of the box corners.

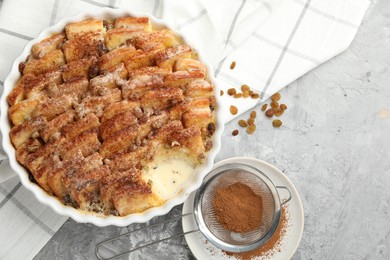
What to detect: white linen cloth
<box><xmin>0</xmin><ymin>0</ymin><xmax>369</xmax><ymax>259</ymax></box>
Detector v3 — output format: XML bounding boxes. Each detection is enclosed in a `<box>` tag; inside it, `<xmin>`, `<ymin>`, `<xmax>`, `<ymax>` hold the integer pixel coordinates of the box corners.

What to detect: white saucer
<box><xmin>182</xmin><ymin>157</ymin><xmax>304</xmax><ymax>259</ymax></box>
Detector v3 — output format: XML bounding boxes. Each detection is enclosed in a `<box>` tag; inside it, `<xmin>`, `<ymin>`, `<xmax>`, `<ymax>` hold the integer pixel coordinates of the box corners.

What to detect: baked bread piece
<box><xmin>8</xmin><ymin>16</ymin><xmax>216</xmax><ymax>217</ymax></box>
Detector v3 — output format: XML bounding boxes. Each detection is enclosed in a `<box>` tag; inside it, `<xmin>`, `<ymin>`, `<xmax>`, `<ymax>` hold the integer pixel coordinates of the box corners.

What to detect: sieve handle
<box><xmin>276</xmin><ymin>186</ymin><xmax>292</xmax><ymax>205</ymax></box>
<box><xmin>95</xmin><ymin>213</ymin><xmax>198</xmax><ymax>260</ymax></box>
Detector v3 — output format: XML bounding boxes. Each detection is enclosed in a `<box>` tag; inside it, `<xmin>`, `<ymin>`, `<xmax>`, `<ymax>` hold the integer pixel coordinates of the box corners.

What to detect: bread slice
<box><xmin>141</xmin><ymin>88</ymin><xmax>184</xmax><ymax>110</ymax></box>
<box><xmin>105</xmin><ymin>28</ymin><xmax>144</xmax><ymax>50</ymax></box>
<box><xmin>41</xmin><ymin>111</ymin><xmax>75</xmax><ymax>143</ymax></box>
<box><xmin>23</xmin><ymin>50</ymin><xmax>65</xmax><ymax>76</ymax></box>
<box><xmin>62</xmin><ymin>57</ymin><xmax>97</xmax><ymax>82</ymax></box>
<box><xmin>98</xmin><ymin>46</ymin><xmax>136</xmax><ymax>73</ymax></box>
<box><xmin>65</xmin><ymin>19</ymin><xmax>105</xmax><ymax>39</ymax></box>
<box><xmin>163</xmin><ymin>70</ymin><xmax>205</xmax><ymax>88</ymax></box>
<box><xmin>155</xmin><ymin>45</ymin><xmax>192</xmax><ymax>71</ymax></box>
<box><xmin>10</xmin><ymin>116</ymin><xmax>46</xmax><ymax>148</ymax></box>
<box><xmin>114</xmin><ymin>17</ymin><xmax>152</xmax><ymax>31</ymax></box>
<box><xmin>31</xmin><ymin>33</ymin><xmax>66</xmax><ymax>59</ymax></box>
<box><xmin>62</xmin><ymin>32</ymin><xmax>105</xmax><ymax>62</ymax></box>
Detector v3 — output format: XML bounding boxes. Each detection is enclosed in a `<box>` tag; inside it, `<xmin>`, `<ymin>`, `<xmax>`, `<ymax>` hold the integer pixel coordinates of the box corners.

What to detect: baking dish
<box><xmin>0</xmin><ymin>8</ymin><xmax>224</xmax><ymax>227</ymax></box>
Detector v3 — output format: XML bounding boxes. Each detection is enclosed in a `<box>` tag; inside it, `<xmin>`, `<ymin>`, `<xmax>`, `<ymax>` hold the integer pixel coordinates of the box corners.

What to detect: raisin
<box><xmin>238</xmin><ymin>120</ymin><xmax>248</xmax><ymax>127</ymax></box>
<box><xmin>208</xmin><ymin>122</ymin><xmax>216</xmax><ymax>135</ymax></box>
<box><xmin>272</xmin><ymin>119</ymin><xmax>282</xmax><ymax>128</ymax></box>
<box><xmin>103</xmin><ymin>20</ymin><xmax>109</xmax><ymax>29</ymax></box>
<box><xmin>103</xmin><ymin>20</ymin><xmax>114</xmax><ymax>30</ymax></box>
<box><xmin>271</xmin><ymin>92</ymin><xmax>281</xmax><ymax>101</ymax></box>
<box><xmin>230</xmin><ymin>61</ymin><xmax>236</xmax><ymax>70</ymax></box>
<box><xmin>227</xmin><ymin>88</ymin><xmax>237</xmax><ymax>96</ymax></box>
<box><xmin>126</xmin><ymin>38</ymin><xmax>136</xmax><ymax>46</ymax></box>
<box><xmin>88</xmin><ymin>64</ymin><xmax>99</xmax><ymax>78</ymax></box>
<box><xmin>265</xmin><ymin>108</ymin><xmax>274</xmax><ymax>118</ymax></box>
<box><xmin>261</xmin><ymin>104</ymin><xmax>268</xmax><ymax>111</ymax></box>
<box><xmin>205</xmin><ymin>139</ymin><xmax>213</xmax><ymax>151</ymax></box>
<box><xmin>246</xmin><ymin>125</ymin><xmax>256</xmax><ymax>134</ymax></box>
<box><xmin>18</xmin><ymin>61</ymin><xmax>26</xmax><ymax>75</ymax></box>
<box><xmin>97</xmin><ymin>42</ymin><xmax>108</xmax><ymax>56</ymax></box>
<box><xmin>280</xmin><ymin>104</ymin><xmax>287</xmax><ymax>110</ymax></box>
<box><xmin>271</xmin><ymin>101</ymin><xmax>279</xmax><ymax>109</ymax></box>
<box><xmin>250</xmin><ymin>111</ymin><xmax>257</xmax><ymax>118</ymax></box>
<box><xmin>274</xmin><ymin>107</ymin><xmax>284</xmax><ymax>117</ymax></box>
<box><xmin>241</xmin><ymin>84</ymin><xmax>250</xmax><ymax>92</ymax></box>
<box><xmin>232</xmin><ymin>129</ymin><xmax>239</xmax><ymax>136</ymax></box>
<box><xmin>230</xmin><ymin>105</ymin><xmax>238</xmax><ymax>115</ymax></box>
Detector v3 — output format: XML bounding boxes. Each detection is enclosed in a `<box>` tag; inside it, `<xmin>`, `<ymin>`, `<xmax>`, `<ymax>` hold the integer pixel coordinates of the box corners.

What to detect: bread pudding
<box><xmin>7</xmin><ymin>17</ymin><xmax>216</xmax><ymax>216</ymax></box>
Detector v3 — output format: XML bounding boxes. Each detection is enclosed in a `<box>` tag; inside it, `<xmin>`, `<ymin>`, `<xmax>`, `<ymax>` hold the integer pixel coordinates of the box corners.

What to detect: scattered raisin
<box><xmin>251</xmin><ymin>93</ymin><xmax>260</xmax><ymax>99</ymax></box>
<box><xmin>230</xmin><ymin>61</ymin><xmax>236</xmax><ymax>70</ymax></box>
<box><xmin>261</xmin><ymin>104</ymin><xmax>268</xmax><ymax>111</ymax></box>
<box><xmin>246</xmin><ymin>125</ymin><xmax>256</xmax><ymax>134</ymax></box>
<box><xmin>250</xmin><ymin>111</ymin><xmax>257</xmax><ymax>118</ymax></box>
<box><xmin>230</xmin><ymin>105</ymin><xmax>238</xmax><ymax>115</ymax></box>
<box><xmin>271</xmin><ymin>101</ymin><xmax>279</xmax><ymax>109</ymax></box>
<box><xmin>265</xmin><ymin>108</ymin><xmax>274</xmax><ymax>118</ymax></box>
<box><xmin>247</xmin><ymin>117</ymin><xmax>255</xmax><ymax>126</ymax></box>
<box><xmin>234</xmin><ymin>93</ymin><xmax>243</xmax><ymax>98</ymax></box>
<box><xmin>274</xmin><ymin>107</ymin><xmax>284</xmax><ymax>117</ymax></box>
<box><xmin>271</xmin><ymin>92</ymin><xmax>281</xmax><ymax>101</ymax></box>
<box><xmin>227</xmin><ymin>88</ymin><xmax>237</xmax><ymax>96</ymax></box>
<box><xmin>241</xmin><ymin>84</ymin><xmax>250</xmax><ymax>92</ymax></box>
<box><xmin>232</xmin><ymin>129</ymin><xmax>239</xmax><ymax>136</ymax></box>
<box><xmin>272</xmin><ymin>119</ymin><xmax>282</xmax><ymax>128</ymax></box>
<box><xmin>238</xmin><ymin>120</ymin><xmax>248</xmax><ymax>127</ymax></box>
<box><xmin>280</xmin><ymin>104</ymin><xmax>287</xmax><ymax>110</ymax></box>
<box><xmin>220</xmin><ymin>90</ymin><xmax>224</xmax><ymax>96</ymax></box>
<box><xmin>243</xmin><ymin>91</ymin><xmax>250</xmax><ymax>98</ymax></box>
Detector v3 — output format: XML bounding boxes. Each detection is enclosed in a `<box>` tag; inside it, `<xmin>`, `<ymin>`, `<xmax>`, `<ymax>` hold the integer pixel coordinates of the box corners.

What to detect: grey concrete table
<box><xmin>35</xmin><ymin>1</ymin><xmax>390</xmax><ymax>259</ymax></box>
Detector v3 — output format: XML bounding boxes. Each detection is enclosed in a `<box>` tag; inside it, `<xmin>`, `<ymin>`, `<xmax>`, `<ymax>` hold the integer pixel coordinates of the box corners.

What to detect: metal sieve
<box><xmin>96</xmin><ymin>163</ymin><xmax>291</xmax><ymax>259</ymax></box>
<box><xmin>193</xmin><ymin>163</ymin><xmax>291</xmax><ymax>252</ymax></box>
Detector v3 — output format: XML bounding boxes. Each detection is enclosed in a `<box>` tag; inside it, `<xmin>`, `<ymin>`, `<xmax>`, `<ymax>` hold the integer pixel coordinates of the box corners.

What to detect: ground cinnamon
<box><xmin>226</xmin><ymin>206</ymin><xmax>289</xmax><ymax>259</ymax></box>
<box><xmin>212</xmin><ymin>182</ymin><xmax>263</xmax><ymax>233</ymax></box>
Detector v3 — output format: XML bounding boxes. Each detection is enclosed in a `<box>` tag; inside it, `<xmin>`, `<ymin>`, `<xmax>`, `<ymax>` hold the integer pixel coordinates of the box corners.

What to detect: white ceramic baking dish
<box><xmin>0</xmin><ymin>8</ymin><xmax>224</xmax><ymax>227</ymax></box>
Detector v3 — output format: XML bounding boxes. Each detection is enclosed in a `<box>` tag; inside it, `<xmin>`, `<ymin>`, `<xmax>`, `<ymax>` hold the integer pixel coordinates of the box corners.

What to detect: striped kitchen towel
<box><xmin>0</xmin><ymin>0</ymin><xmax>370</xmax><ymax>259</ymax></box>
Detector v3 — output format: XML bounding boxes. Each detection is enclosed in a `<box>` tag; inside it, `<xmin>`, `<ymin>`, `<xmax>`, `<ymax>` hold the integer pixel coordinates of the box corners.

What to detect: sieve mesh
<box><xmin>193</xmin><ymin>164</ymin><xmax>282</xmax><ymax>252</ymax></box>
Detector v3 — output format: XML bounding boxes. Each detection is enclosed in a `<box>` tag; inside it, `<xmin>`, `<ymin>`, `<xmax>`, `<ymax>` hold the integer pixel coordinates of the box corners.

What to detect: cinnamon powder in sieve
<box><xmin>225</xmin><ymin>206</ymin><xmax>289</xmax><ymax>259</ymax></box>
<box><xmin>212</xmin><ymin>182</ymin><xmax>263</xmax><ymax>233</ymax></box>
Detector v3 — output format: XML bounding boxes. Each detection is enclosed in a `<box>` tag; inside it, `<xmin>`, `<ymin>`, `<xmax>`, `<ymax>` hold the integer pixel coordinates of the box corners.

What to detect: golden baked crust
<box><xmin>8</xmin><ymin>16</ymin><xmax>216</xmax><ymax>216</ymax></box>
